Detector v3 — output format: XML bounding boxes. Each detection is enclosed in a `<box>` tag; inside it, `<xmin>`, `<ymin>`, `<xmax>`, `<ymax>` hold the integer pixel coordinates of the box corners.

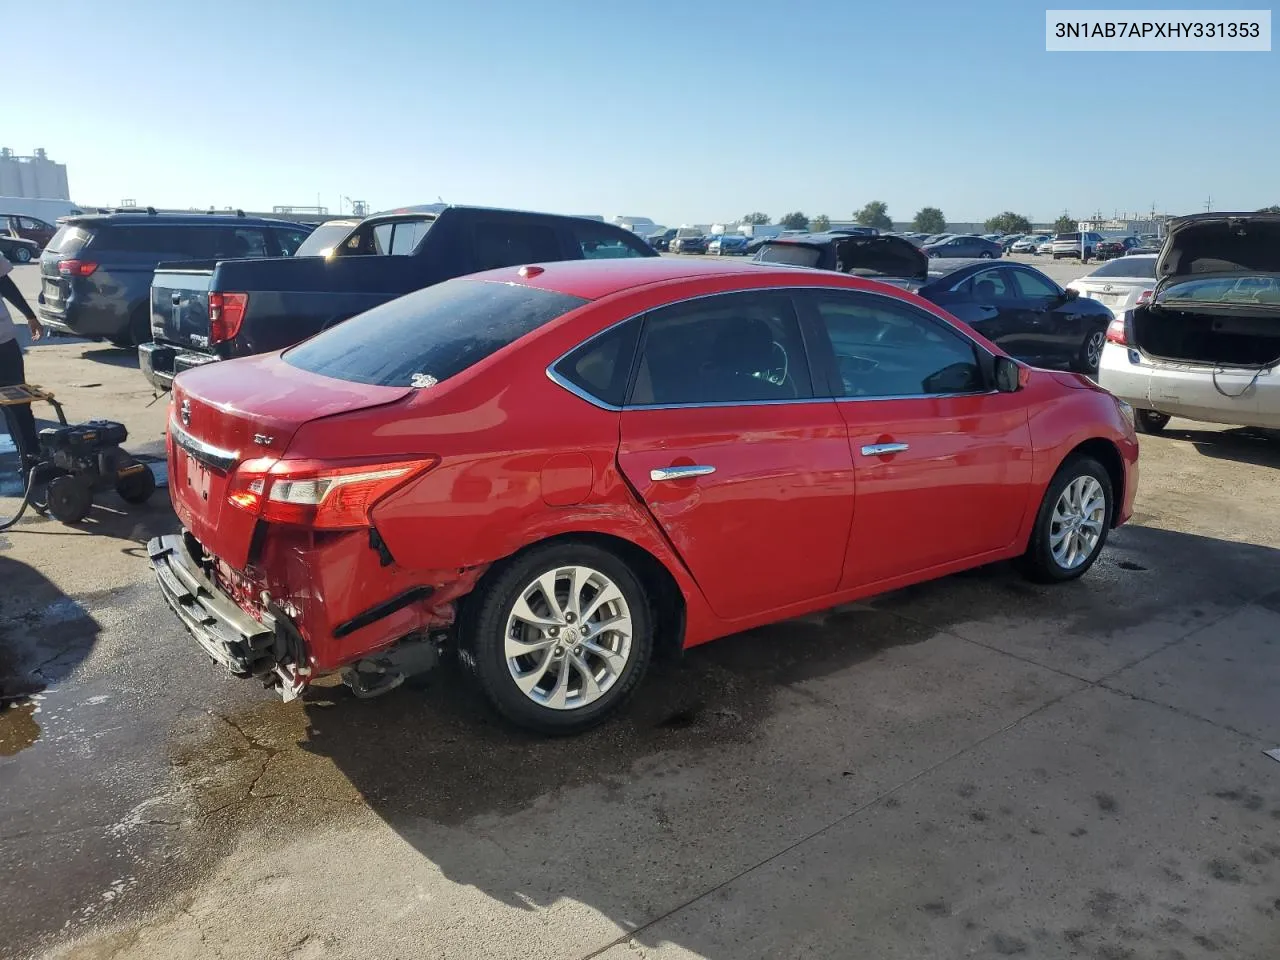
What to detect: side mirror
<box><xmin>1063</xmin><ymin>287</ymin><xmax>1079</xmax><ymax>300</ymax></box>
<box><xmin>994</xmin><ymin>355</ymin><xmax>1023</xmax><ymax>393</ymax></box>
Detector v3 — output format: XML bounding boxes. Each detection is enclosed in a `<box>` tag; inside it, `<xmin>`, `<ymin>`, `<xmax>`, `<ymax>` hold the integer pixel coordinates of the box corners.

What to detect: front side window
<box><xmin>284</xmin><ymin>278</ymin><xmax>587</xmax><ymax>387</ymax></box>
<box><xmin>629</xmin><ymin>291</ymin><xmax>813</xmax><ymax>406</ymax></box>
<box><xmin>214</xmin><ymin>228</ymin><xmax>270</xmax><ymax>259</ymax></box>
<box><xmin>1010</xmin><ymin>268</ymin><xmax>1061</xmax><ymax>299</ymax></box>
<box><xmin>809</xmin><ymin>290</ymin><xmax>985</xmax><ymax>398</ymax></box>
<box><xmin>337</xmin><ymin>217</ymin><xmax>434</xmax><ymax>257</ymax></box>
<box><xmin>274</xmin><ymin>228</ymin><xmax>312</xmax><ymax>256</ymax></box>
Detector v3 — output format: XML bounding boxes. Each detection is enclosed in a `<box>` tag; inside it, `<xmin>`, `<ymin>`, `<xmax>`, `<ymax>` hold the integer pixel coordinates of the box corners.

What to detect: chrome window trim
<box><xmin>170</xmin><ymin>419</ymin><xmax>238</xmax><ymax>471</ymax></box>
<box><xmin>544</xmin><ymin>283</ymin><xmax>997</xmax><ymax>411</ymax></box>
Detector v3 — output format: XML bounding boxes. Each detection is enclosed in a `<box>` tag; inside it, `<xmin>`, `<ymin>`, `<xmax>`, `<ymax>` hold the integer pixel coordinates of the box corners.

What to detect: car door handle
<box><xmin>650</xmin><ymin>465</ymin><xmax>716</xmax><ymax>482</ymax></box>
<box><xmin>861</xmin><ymin>443</ymin><xmax>909</xmax><ymax>456</ymax></box>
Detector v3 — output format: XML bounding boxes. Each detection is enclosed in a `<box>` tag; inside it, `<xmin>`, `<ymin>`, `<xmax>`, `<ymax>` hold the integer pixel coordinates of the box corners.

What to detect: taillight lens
<box><xmin>227</xmin><ymin>457</ymin><xmax>437</xmax><ymax>530</ymax></box>
<box><xmin>208</xmin><ymin>292</ymin><xmax>249</xmax><ymax>344</ymax></box>
<box><xmin>1105</xmin><ymin>316</ymin><xmax>1128</xmax><ymax>345</ymax></box>
<box><xmin>57</xmin><ymin>259</ymin><xmax>98</xmax><ymax>277</ymax></box>
<box><xmin>1136</xmin><ymin>289</ymin><xmax>1153</xmax><ymax>306</ymax></box>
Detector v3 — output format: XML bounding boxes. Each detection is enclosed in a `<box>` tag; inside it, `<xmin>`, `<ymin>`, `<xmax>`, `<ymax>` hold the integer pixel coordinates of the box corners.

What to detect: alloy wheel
<box><xmin>1050</xmin><ymin>476</ymin><xmax>1106</xmax><ymax>570</ymax></box>
<box><xmin>504</xmin><ymin>565</ymin><xmax>633</xmax><ymax>711</ymax></box>
<box><xmin>1084</xmin><ymin>330</ymin><xmax>1105</xmax><ymax>369</ymax></box>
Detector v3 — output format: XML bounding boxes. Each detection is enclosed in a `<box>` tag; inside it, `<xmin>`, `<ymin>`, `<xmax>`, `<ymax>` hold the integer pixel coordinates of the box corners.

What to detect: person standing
<box><xmin>0</xmin><ymin>252</ymin><xmax>44</xmax><ymax>464</ymax></box>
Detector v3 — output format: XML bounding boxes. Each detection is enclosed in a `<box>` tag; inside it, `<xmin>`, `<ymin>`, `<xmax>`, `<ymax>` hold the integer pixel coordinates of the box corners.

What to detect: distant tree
<box><xmin>855</xmin><ymin>201</ymin><xmax>893</xmax><ymax>231</ymax></box>
<box><xmin>913</xmin><ymin>207</ymin><xmax>946</xmax><ymax>234</ymax></box>
<box><xmin>742</xmin><ymin>212</ymin><xmax>771</xmax><ymax>225</ymax></box>
<box><xmin>779</xmin><ymin>211</ymin><xmax>809</xmax><ymax>230</ymax></box>
<box><xmin>1257</xmin><ymin>205</ymin><xmax>1280</xmax><ymax>214</ymax></box>
<box><xmin>1053</xmin><ymin>213</ymin><xmax>1076</xmax><ymax>233</ymax></box>
<box><xmin>984</xmin><ymin>211</ymin><xmax>1033</xmax><ymax>234</ymax></box>
<box><xmin>811</xmin><ymin>214</ymin><xmax>831</xmax><ymax>232</ymax></box>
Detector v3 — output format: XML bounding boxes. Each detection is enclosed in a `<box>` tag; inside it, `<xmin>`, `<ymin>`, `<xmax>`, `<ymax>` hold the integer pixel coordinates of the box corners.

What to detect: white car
<box><xmin>1051</xmin><ymin>231</ymin><xmax>1105</xmax><ymax>260</ymax></box>
<box><xmin>1036</xmin><ymin>238</ymin><xmax>1056</xmax><ymax>255</ymax></box>
<box><xmin>1098</xmin><ymin>212</ymin><xmax>1280</xmax><ymax>433</ymax></box>
<box><xmin>1067</xmin><ymin>255</ymin><xmax>1157</xmax><ymax>316</ymax></box>
<box><xmin>1012</xmin><ymin>234</ymin><xmax>1050</xmax><ymax>254</ymax></box>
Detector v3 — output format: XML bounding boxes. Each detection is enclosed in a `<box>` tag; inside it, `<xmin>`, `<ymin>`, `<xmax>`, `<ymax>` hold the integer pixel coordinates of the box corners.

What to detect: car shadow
<box><xmin>79</xmin><ymin>345</ymin><xmax>140</xmax><ymax>369</ymax></box>
<box><xmin>286</xmin><ymin>523</ymin><xmax>1280</xmax><ymax>953</ymax></box>
<box><xmin>1164</xmin><ymin>425</ymin><xmax>1280</xmax><ymax>468</ymax></box>
<box><xmin>0</xmin><ymin>554</ymin><xmax>103</xmax><ymax>757</ymax></box>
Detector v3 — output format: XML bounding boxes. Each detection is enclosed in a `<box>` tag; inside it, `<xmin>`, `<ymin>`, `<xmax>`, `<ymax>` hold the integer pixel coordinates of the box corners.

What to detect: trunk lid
<box><xmin>169</xmin><ymin>355</ymin><xmax>414</xmax><ymax>570</ymax></box>
<box><xmin>833</xmin><ymin>235</ymin><xmax>928</xmax><ymax>281</ymax></box>
<box><xmin>152</xmin><ymin>263</ymin><xmax>215</xmax><ymax>348</ymax></box>
<box><xmin>1155</xmin><ymin>212</ymin><xmax>1280</xmax><ymax>292</ymax></box>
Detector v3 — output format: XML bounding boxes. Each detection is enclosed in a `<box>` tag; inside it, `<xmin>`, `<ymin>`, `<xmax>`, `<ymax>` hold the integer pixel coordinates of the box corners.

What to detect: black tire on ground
<box><xmin>459</xmin><ymin>541</ymin><xmax>654</xmax><ymax>735</ymax></box>
<box><xmin>1075</xmin><ymin>329</ymin><xmax>1106</xmax><ymax>374</ymax></box>
<box><xmin>11</xmin><ymin>246</ymin><xmax>32</xmax><ymax>264</ymax></box>
<box><xmin>46</xmin><ymin>475</ymin><xmax>92</xmax><ymax>524</ymax></box>
<box><xmin>979</xmin><ymin>251</ymin><xmax>994</xmax><ymax>258</ymax></box>
<box><xmin>1136</xmin><ymin>409</ymin><xmax>1171</xmax><ymax>434</ymax></box>
<box><xmin>116</xmin><ymin>464</ymin><xmax>157</xmax><ymax>504</ymax></box>
<box><xmin>1017</xmin><ymin>455</ymin><xmax>1114</xmax><ymax>584</ymax></box>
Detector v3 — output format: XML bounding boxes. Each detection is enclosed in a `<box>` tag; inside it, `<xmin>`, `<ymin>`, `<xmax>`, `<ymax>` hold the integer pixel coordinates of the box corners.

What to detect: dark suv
<box><xmin>37</xmin><ymin>212</ymin><xmax>313</xmax><ymax>347</ymax></box>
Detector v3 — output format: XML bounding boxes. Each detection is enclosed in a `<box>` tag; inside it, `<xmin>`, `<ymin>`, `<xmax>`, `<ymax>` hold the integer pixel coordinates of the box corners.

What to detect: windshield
<box><xmin>293</xmin><ymin>221</ymin><xmax>356</xmax><ymax>257</ymax></box>
<box><xmin>754</xmin><ymin>244</ymin><xmax>821</xmax><ymax>268</ymax></box>
<box><xmin>1087</xmin><ymin>257</ymin><xmax>1157</xmax><ymax>279</ymax></box>
<box><xmin>284</xmin><ymin>278</ymin><xmax>588</xmax><ymax>387</ymax></box>
<box><xmin>1160</xmin><ymin>275</ymin><xmax>1280</xmax><ymax>305</ymax></box>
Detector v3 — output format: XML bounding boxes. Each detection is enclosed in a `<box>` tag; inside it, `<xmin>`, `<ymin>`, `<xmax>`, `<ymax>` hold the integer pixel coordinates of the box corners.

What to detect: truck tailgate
<box><xmin>152</xmin><ymin>264</ymin><xmax>215</xmax><ymax>349</ymax></box>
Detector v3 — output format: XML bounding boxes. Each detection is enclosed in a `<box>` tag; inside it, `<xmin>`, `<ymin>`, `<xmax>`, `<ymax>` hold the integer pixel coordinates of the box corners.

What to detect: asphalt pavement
<box><xmin>2</xmin><ymin>257</ymin><xmax>1278</xmax><ymax>960</ymax></box>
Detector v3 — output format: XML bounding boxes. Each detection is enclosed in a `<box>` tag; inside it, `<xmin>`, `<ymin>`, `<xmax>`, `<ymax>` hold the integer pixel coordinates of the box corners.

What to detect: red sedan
<box><xmin>149</xmin><ymin>257</ymin><xmax>1139</xmax><ymax>733</ymax></box>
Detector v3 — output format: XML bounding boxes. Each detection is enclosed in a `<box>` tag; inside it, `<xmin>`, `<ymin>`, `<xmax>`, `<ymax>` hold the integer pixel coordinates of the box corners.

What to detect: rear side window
<box><xmin>552</xmin><ymin>319</ymin><xmax>642</xmax><ymax>407</ymax></box>
<box><xmin>470</xmin><ymin>220</ymin><xmax>563</xmax><ymax>271</ymax></box>
<box><xmin>273</xmin><ymin>228</ymin><xmax>313</xmax><ymax>256</ymax></box>
<box><xmin>44</xmin><ymin>225</ymin><xmax>91</xmax><ymax>256</ymax></box>
<box><xmin>102</xmin><ymin>225</ymin><xmax>217</xmax><ymax>258</ymax></box>
<box><xmin>571</xmin><ymin>222</ymin><xmax>653</xmax><ymax>259</ymax></box>
<box><xmin>1088</xmin><ymin>257</ymin><xmax>1157</xmax><ymax>279</ymax></box>
<box><xmin>213</xmin><ymin>228</ymin><xmax>270</xmax><ymax>259</ymax></box>
<box><xmin>284</xmin><ymin>278</ymin><xmax>587</xmax><ymax>387</ymax></box>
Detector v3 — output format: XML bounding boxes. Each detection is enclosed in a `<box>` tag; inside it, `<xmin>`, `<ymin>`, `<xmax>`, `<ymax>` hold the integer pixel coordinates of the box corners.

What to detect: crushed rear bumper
<box><xmin>147</xmin><ymin>534</ymin><xmax>293</xmax><ymax>682</ymax></box>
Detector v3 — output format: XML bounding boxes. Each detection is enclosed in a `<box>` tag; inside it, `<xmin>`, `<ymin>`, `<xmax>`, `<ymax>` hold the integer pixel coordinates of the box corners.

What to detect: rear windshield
<box><xmin>293</xmin><ymin>221</ymin><xmax>355</xmax><ymax>257</ymax></box>
<box><xmin>1056</xmin><ymin>233</ymin><xmax>1081</xmax><ymax>242</ymax></box>
<box><xmin>1160</xmin><ymin>275</ymin><xmax>1280</xmax><ymax>305</ymax></box>
<box><xmin>283</xmin><ymin>279</ymin><xmax>588</xmax><ymax>387</ymax></box>
<box><xmin>44</xmin><ymin>225</ymin><xmax>91</xmax><ymax>256</ymax></box>
<box><xmin>1087</xmin><ymin>257</ymin><xmax>1157</xmax><ymax>279</ymax></box>
<box><xmin>754</xmin><ymin>244</ymin><xmax>821</xmax><ymax>268</ymax></box>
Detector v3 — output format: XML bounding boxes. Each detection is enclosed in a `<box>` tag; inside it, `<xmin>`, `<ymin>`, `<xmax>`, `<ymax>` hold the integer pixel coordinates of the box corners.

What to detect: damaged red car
<box><xmin>149</xmin><ymin>257</ymin><xmax>1139</xmax><ymax>733</ymax></box>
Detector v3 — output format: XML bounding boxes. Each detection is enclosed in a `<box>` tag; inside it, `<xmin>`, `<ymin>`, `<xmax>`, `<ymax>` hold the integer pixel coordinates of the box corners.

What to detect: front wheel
<box><xmin>1136</xmin><ymin>409</ymin><xmax>1170</xmax><ymax>434</ymax></box>
<box><xmin>11</xmin><ymin>246</ymin><xmax>32</xmax><ymax>264</ymax></box>
<box><xmin>979</xmin><ymin>251</ymin><xmax>994</xmax><ymax>259</ymax></box>
<box><xmin>1076</xmin><ymin>329</ymin><xmax>1105</xmax><ymax>373</ymax></box>
<box><xmin>1018</xmin><ymin>456</ymin><xmax>1113</xmax><ymax>583</ymax></box>
<box><xmin>460</xmin><ymin>542</ymin><xmax>654</xmax><ymax>734</ymax></box>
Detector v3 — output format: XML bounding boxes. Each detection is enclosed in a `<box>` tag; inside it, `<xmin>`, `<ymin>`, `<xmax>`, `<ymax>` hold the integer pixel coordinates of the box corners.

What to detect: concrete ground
<box><xmin>1</xmin><ymin>258</ymin><xmax>1278</xmax><ymax>960</ymax></box>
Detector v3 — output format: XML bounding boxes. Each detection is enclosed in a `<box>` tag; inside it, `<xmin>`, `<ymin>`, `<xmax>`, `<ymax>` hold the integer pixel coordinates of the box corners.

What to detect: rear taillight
<box><xmin>208</xmin><ymin>292</ymin><xmax>249</xmax><ymax>344</ymax></box>
<box><xmin>57</xmin><ymin>259</ymin><xmax>97</xmax><ymax>277</ymax></box>
<box><xmin>1105</xmin><ymin>316</ymin><xmax>1128</xmax><ymax>345</ymax></box>
<box><xmin>1135</xmin><ymin>289</ymin><xmax>1153</xmax><ymax>306</ymax></box>
<box><xmin>227</xmin><ymin>457</ymin><xmax>437</xmax><ymax>530</ymax></box>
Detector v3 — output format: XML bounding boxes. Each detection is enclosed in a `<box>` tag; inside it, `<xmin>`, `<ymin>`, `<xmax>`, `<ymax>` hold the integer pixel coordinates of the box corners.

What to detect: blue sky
<box><xmin>7</xmin><ymin>1</ymin><xmax>1276</xmax><ymax>225</ymax></box>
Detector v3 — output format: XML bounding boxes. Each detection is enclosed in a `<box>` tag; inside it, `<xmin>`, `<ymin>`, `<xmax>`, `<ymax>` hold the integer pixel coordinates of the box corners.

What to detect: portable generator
<box><xmin>1</xmin><ymin>383</ymin><xmax>157</xmax><ymax>527</ymax></box>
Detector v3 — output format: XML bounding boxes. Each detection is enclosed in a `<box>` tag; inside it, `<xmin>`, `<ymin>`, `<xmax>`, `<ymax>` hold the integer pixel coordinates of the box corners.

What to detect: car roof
<box><xmin>467</xmin><ymin>255</ymin><xmax>845</xmax><ymax>301</ymax></box>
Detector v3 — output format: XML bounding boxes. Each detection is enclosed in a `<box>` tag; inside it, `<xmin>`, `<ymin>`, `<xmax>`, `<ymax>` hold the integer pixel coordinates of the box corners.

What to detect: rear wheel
<box><xmin>11</xmin><ymin>246</ymin><xmax>32</xmax><ymax>264</ymax></box>
<box><xmin>979</xmin><ymin>251</ymin><xmax>994</xmax><ymax>259</ymax></box>
<box><xmin>1018</xmin><ymin>456</ymin><xmax>1113</xmax><ymax>583</ymax></box>
<box><xmin>460</xmin><ymin>542</ymin><xmax>653</xmax><ymax>734</ymax></box>
<box><xmin>1136</xmin><ymin>410</ymin><xmax>1170</xmax><ymax>434</ymax></box>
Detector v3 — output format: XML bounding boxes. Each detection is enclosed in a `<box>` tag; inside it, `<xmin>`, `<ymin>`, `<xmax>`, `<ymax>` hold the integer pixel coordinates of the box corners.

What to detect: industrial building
<box><xmin>0</xmin><ymin>148</ymin><xmax>70</xmax><ymax>200</ymax></box>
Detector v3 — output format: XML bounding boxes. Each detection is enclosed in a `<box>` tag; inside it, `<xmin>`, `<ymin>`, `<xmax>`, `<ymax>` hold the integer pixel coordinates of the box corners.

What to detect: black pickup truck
<box><xmin>140</xmin><ymin>206</ymin><xmax>658</xmax><ymax>390</ymax></box>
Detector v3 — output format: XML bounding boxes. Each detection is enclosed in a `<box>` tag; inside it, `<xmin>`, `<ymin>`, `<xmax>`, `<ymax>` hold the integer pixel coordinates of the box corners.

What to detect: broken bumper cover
<box><xmin>147</xmin><ymin>534</ymin><xmax>281</xmax><ymax>678</ymax></box>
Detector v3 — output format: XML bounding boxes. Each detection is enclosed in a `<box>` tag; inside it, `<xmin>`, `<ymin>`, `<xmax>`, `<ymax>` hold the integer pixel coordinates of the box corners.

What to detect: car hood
<box><xmin>836</xmin><ymin>235</ymin><xmax>929</xmax><ymax>281</ymax></box>
<box><xmin>1155</xmin><ymin>212</ymin><xmax>1280</xmax><ymax>293</ymax></box>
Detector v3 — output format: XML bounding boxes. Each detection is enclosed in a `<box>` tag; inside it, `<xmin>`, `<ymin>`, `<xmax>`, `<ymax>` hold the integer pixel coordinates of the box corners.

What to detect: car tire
<box><xmin>1136</xmin><ymin>409</ymin><xmax>1171</xmax><ymax>434</ymax></box>
<box><xmin>11</xmin><ymin>246</ymin><xmax>32</xmax><ymax>264</ymax></box>
<box><xmin>979</xmin><ymin>251</ymin><xmax>994</xmax><ymax>259</ymax></box>
<box><xmin>116</xmin><ymin>464</ymin><xmax>157</xmax><ymax>504</ymax></box>
<box><xmin>1018</xmin><ymin>455</ymin><xmax>1113</xmax><ymax>584</ymax></box>
<box><xmin>1075</xmin><ymin>329</ymin><xmax>1106</xmax><ymax>373</ymax></box>
<box><xmin>459</xmin><ymin>541</ymin><xmax>654</xmax><ymax>735</ymax></box>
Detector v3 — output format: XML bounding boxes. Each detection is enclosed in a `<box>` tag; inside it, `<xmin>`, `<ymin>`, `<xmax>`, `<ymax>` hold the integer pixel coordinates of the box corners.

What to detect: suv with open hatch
<box><xmin>149</xmin><ymin>256</ymin><xmax>1138</xmax><ymax>734</ymax></box>
<box><xmin>38</xmin><ymin>211</ymin><xmax>313</xmax><ymax>347</ymax></box>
